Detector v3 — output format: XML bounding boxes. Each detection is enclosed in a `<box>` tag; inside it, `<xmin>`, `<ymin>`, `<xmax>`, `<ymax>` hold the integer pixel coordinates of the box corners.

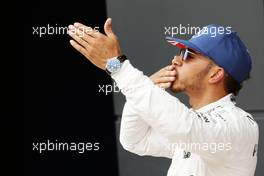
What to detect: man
<box><xmin>67</xmin><ymin>18</ymin><xmax>259</xmax><ymax>176</ymax></box>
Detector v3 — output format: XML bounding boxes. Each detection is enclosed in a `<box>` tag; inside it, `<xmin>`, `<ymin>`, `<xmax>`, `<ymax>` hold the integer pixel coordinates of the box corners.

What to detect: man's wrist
<box><xmin>105</xmin><ymin>54</ymin><xmax>127</xmax><ymax>75</ymax></box>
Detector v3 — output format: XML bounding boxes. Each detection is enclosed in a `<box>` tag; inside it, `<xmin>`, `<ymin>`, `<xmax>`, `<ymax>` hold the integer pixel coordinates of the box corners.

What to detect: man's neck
<box><xmin>187</xmin><ymin>89</ymin><xmax>228</xmax><ymax>110</ymax></box>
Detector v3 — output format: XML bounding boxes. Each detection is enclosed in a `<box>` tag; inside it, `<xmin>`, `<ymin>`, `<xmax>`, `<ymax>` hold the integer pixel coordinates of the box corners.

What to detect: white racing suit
<box><xmin>111</xmin><ymin>60</ymin><xmax>259</xmax><ymax>176</ymax></box>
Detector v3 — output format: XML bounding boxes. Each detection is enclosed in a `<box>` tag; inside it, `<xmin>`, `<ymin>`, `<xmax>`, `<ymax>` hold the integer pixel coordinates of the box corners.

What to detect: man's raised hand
<box><xmin>68</xmin><ymin>18</ymin><xmax>121</xmax><ymax>70</ymax></box>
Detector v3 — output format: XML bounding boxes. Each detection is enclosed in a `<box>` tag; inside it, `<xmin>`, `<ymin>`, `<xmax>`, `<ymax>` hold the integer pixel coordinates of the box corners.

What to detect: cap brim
<box><xmin>165</xmin><ymin>36</ymin><xmax>206</xmax><ymax>56</ymax></box>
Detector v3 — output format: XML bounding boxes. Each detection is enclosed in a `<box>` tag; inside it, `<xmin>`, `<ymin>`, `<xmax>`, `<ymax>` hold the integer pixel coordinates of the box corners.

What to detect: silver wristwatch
<box><xmin>105</xmin><ymin>55</ymin><xmax>127</xmax><ymax>75</ymax></box>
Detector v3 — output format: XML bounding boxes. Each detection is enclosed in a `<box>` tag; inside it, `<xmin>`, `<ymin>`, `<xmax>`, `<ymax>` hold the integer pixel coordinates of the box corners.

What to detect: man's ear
<box><xmin>208</xmin><ymin>67</ymin><xmax>225</xmax><ymax>84</ymax></box>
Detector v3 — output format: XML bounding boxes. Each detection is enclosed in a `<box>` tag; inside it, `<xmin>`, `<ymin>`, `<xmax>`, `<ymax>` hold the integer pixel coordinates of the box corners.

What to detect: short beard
<box><xmin>187</xmin><ymin>62</ymin><xmax>214</xmax><ymax>91</ymax></box>
<box><xmin>170</xmin><ymin>85</ymin><xmax>184</xmax><ymax>93</ymax></box>
<box><xmin>171</xmin><ymin>62</ymin><xmax>214</xmax><ymax>93</ymax></box>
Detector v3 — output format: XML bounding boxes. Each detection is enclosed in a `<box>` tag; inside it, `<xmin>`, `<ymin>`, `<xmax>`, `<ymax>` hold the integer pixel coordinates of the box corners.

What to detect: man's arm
<box><xmin>119</xmin><ymin>65</ymin><xmax>177</xmax><ymax>158</ymax></box>
<box><xmin>111</xmin><ymin>60</ymin><xmax>193</xmax><ymax>143</ymax></box>
<box><xmin>120</xmin><ymin>102</ymin><xmax>174</xmax><ymax>158</ymax></box>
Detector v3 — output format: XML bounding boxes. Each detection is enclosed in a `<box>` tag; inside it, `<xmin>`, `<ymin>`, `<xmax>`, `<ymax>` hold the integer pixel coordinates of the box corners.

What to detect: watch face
<box><xmin>106</xmin><ymin>58</ymin><xmax>121</xmax><ymax>73</ymax></box>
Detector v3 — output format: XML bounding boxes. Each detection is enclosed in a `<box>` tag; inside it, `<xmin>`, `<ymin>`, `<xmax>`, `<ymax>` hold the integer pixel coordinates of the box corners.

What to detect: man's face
<box><xmin>170</xmin><ymin>48</ymin><xmax>214</xmax><ymax>93</ymax></box>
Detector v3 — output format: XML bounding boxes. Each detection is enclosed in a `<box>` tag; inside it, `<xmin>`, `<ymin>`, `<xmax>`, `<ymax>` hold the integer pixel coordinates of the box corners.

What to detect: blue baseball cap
<box><xmin>166</xmin><ymin>24</ymin><xmax>252</xmax><ymax>84</ymax></box>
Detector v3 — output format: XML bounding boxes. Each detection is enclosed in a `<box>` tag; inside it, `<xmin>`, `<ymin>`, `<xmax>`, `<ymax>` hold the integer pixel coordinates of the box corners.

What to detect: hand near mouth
<box><xmin>150</xmin><ymin>65</ymin><xmax>177</xmax><ymax>89</ymax></box>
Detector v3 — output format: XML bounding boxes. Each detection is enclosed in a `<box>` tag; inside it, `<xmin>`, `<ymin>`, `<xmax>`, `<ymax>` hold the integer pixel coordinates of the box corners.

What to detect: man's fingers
<box><xmin>160</xmin><ymin>70</ymin><xmax>177</xmax><ymax>77</ymax></box>
<box><xmin>157</xmin><ymin>76</ymin><xmax>175</xmax><ymax>83</ymax></box>
<box><xmin>153</xmin><ymin>76</ymin><xmax>175</xmax><ymax>84</ymax></box>
<box><xmin>158</xmin><ymin>65</ymin><xmax>176</xmax><ymax>77</ymax></box>
<box><xmin>73</xmin><ymin>22</ymin><xmax>102</xmax><ymax>38</ymax></box>
<box><xmin>151</xmin><ymin>65</ymin><xmax>177</xmax><ymax>85</ymax></box>
<box><xmin>164</xmin><ymin>65</ymin><xmax>175</xmax><ymax>71</ymax></box>
<box><xmin>69</xmin><ymin>40</ymin><xmax>99</xmax><ymax>66</ymax></box>
<box><xmin>162</xmin><ymin>65</ymin><xmax>175</xmax><ymax>72</ymax></box>
<box><xmin>68</xmin><ymin>28</ymin><xmax>90</xmax><ymax>49</ymax></box>
<box><xmin>69</xmin><ymin>25</ymin><xmax>95</xmax><ymax>44</ymax></box>
<box><xmin>158</xmin><ymin>82</ymin><xmax>172</xmax><ymax>89</ymax></box>
<box><xmin>69</xmin><ymin>40</ymin><xmax>90</xmax><ymax>58</ymax></box>
<box><xmin>104</xmin><ymin>18</ymin><xmax>116</xmax><ymax>38</ymax></box>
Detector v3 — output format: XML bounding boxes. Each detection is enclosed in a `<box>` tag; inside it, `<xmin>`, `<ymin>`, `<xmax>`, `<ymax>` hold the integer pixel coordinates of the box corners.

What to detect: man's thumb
<box><xmin>104</xmin><ymin>18</ymin><xmax>116</xmax><ymax>38</ymax></box>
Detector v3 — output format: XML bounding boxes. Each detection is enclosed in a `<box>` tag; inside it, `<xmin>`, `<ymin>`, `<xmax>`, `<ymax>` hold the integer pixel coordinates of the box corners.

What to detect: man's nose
<box><xmin>172</xmin><ymin>55</ymin><xmax>183</xmax><ymax>67</ymax></box>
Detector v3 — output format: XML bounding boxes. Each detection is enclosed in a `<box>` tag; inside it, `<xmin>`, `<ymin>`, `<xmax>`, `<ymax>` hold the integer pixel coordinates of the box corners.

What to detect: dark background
<box><xmin>20</xmin><ymin>1</ymin><xmax>118</xmax><ymax>175</ymax></box>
